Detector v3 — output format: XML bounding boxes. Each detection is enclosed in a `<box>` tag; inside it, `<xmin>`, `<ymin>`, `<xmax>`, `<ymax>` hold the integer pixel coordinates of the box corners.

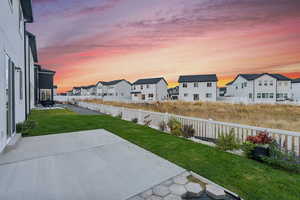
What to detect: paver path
<box><xmin>0</xmin><ymin>129</ymin><xmax>185</xmax><ymax>200</ymax></box>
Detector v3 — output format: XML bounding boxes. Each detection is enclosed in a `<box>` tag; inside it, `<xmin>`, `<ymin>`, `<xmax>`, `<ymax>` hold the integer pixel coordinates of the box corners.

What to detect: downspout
<box><xmin>24</xmin><ymin>22</ymin><xmax>28</xmax><ymax>119</ymax></box>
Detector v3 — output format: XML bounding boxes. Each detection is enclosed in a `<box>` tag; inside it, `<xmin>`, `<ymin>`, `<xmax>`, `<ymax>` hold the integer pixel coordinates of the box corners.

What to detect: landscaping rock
<box><xmin>206</xmin><ymin>184</ymin><xmax>226</xmax><ymax>200</ymax></box>
<box><xmin>153</xmin><ymin>185</ymin><xmax>170</xmax><ymax>197</ymax></box>
<box><xmin>185</xmin><ymin>182</ymin><xmax>204</xmax><ymax>197</ymax></box>
<box><xmin>173</xmin><ymin>175</ymin><xmax>188</xmax><ymax>185</ymax></box>
<box><xmin>163</xmin><ymin>194</ymin><xmax>182</xmax><ymax>200</ymax></box>
<box><xmin>141</xmin><ymin>189</ymin><xmax>153</xmax><ymax>198</ymax></box>
<box><xmin>169</xmin><ymin>184</ymin><xmax>187</xmax><ymax>197</ymax></box>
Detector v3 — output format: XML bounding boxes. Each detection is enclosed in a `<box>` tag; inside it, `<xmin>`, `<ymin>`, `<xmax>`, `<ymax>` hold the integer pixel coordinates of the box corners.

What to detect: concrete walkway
<box><xmin>0</xmin><ymin>130</ymin><xmax>185</xmax><ymax>200</ymax></box>
<box><xmin>57</xmin><ymin>104</ymin><xmax>103</xmax><ymax>115</ymax></box>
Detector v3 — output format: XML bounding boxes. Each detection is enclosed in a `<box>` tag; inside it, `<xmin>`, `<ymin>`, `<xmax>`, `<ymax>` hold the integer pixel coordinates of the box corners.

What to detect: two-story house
<box><xmin>178</xmin><ymin>74</ymin><xmax>218</xmax><ymax>102</ymax></box>
<box><xmin>168</xmin><ymin>86</ymin><xmax>179</xmax><ymax>100</ymax></box>
<box><xmin>102</xmin><ymin>79</ymin><xmax>131</xmax><ymax>102</ymax></box>
<box><xmin>292</xmin><ymin>78</ymin><xmax>300</xmax><ymax>102</ymax></box>
<box><xmin>86</xmin><ymin>85</ymin><xmax>96</xmax><ymax>96</ymax></box>
<box><xmin>72</xmin><ymin>87</ymin><xmax>82</xmax><ymax>96</ymax></box>
<box><xmin>228</xmin><ymin>73</ymin><xmax>291</xmax><ymax>103</ymax></box>
<box><xmin>0</xmin><ymin>0</ymin><xmax>37</xmax><ymax>152</ymax></box>
<box><xmin>131</xmin><ymin>77</ymin><xmax>168</xmax><ymax>102</ymax></box>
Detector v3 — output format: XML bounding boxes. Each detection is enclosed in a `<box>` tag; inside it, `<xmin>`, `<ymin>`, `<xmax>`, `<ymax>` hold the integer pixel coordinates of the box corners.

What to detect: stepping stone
<box><xmin>163</xmin><ymin>194</ymin><xmax>182</xmax><ymax>200</ymax></box>
<box><xmin>173</xmin><ymin>175</ymin><xmax>188</xmax><ymax>185</ymax></box>
<box><xmin>169</xmin><ymin>184</ymin><xmax>187</xmax><ymax>197</ymax></box>
<box><xmin>162</xmin><ymin>179</ymin><xmax>173</xmax><ymax>187</ymax></box>
<box><xmin>128</xmin><ymin>195</ymin><xmax>144</xmax><ymax>200</ymax></box>
<box><xmin>146</xmin><ymin>195</ymin><xmax>163</xmax><ymax>200</ymax></box>
<box><xmin>141</xmin><ymin>189</ymin><xmax>153</xmax><ymax>198</ymax></box>
<box><xmin>206</xmin><ymin>184</ymin><xmax>226</xmax><ymax>200</ymax></box>
<box><xmin>153</xmin><ymin>185</ymin><xmax>170</xmax><ymax>197</ymax></box>
<box><xmin>185</xmin><ymin>182</ymin><xmax>204</xmax><ymax>197</ymax></box>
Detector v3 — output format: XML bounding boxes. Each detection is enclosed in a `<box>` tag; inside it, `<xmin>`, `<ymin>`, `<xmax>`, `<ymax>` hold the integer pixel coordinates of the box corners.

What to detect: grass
<box><xmin>84</xmin><ymin>99</ymin><xmax>300</xmax><ymax>132</ymax></box>
<box><xmin>27</xmin><ymin>109</ymin><xmax>300</xmax><ymax>200</ymax></box>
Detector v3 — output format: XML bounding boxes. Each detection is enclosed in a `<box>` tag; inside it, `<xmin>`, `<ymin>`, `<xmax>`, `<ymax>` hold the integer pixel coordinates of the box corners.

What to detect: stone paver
<box><xmin>206</xmin><ymin>184</ymin><xmax>226</xmax><ymax>200</ymax></box>
<box><xmin>163</xmin><ymin>194</ymin><xmax>182</xmax><ymax>200</ymax></box>
<box><xmin>141</xmin><ymin>189</ymin><xmax>153</xmax><ymax>198</ymax></box>
<box><xmin>173</xmin><ymin>175</ymin><xmax>188</xmax><ymax>185</ymax></box>
<box><xmin>185</xmin><ymin>182</ymin><xmax>204</xmax><ymax>197</ymax></box>
<box><xmin>162</xmin><ymin>179</ymin><xmax>173</xmax><ymax>187</ymax></box>
<box><xmin>153</xmin><ymin>185</ymin><xmax>170</xmax><ymax>197</ymax></box>
<box><xmin>169</xmin><ymin>184</ymin><xmax>187</xmax><ymax>197</ymax></box>
<box><xmin>146</xmin><ymin>195</ymin><xmax>162</xmax><ymax>200</ymax></box>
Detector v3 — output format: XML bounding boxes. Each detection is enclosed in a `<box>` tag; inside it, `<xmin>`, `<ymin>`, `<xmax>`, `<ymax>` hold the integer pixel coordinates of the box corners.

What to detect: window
<box><xmin>193</xmin><ymin>94</ymin><xmax>199</xmax><ymax>101</ymax></box>
<box><xmin>278</xmin><ymin>82</ymin><xmax>282</xmax><ymax>86</ymax></box>
<box><xmin>236</xmin><ymin>86</ymin><xmax>238</xmax><ymax>90</ymax></box>
<box><xmin>141</xmin><ymin>85</ymin><xmax>143</xmax><ymax>90</ymax></box>
<box><xmin>134</xmin><ymin>94</ymin><xmax>138</xmax><ymax>97</ymax></box>
<box><xmin>262</xmin><ymin>93</ymin><xmax>266</xmax><ymax>98</ymax></box>
<box><xmin>249</xmin><ymin>93</ymin><xmax>252</xmax><ymax>99</ymax></box>
<box><xmin>284</xmin><ymin>93</ymin><xmax>288</xmax><ymax>99</ymax></box>
<box><xmin>194</xmin><ymin>82</ymin><xmax>198</xmax><ymax>87</ymax></box>
<box><xmin>121</xmin><ymin>93</ymin><xmax>124</xmax><ymax>96</ymax></box>
<box><xmin>258</xmin><ymin>81</ymin><xmax>262</xmax><ymax>86</ymax></box>
<box><xmin>183</xmin><ymin>83</ymin><xmax>187</xmax><ymax>88</ymax></box>
<box><xmin>148</xmin><ymin>93</ymin><xmax>154</xmax><ymax>98</ymax></box>
<box><xmin>269</xmin><ymin>93</ymin><xmax>274</xmax><ymax>98</ymax></box>
<box><xmin>257</xmin><ymin>93</ymin><xmax>261</xmax><ymax>98</ymax></box>
<box><xmin>244</xmin><ymin>82</ymin><xmax>247</xmax><ymax>87</ymax></box>
<box><xmin>116</xmin><ymin>93</ymin><xmax>118</xmax><ymax>96</ymax></box>
<box><xmin>146</xmin><ymin>84</ymin><xmax>149</xmax><ymax>88</ymax></box>
<box><xmin>264</xmin><ymin>80</ymin><xmax>268</xmax><ymax>86</ymax></box>
<box><xmin>207</xmin><ymin>82</ymin><xmax>212</xmax><ymax>87</ymax></box>
<box><xmin>206</xmin><ymin>93</ymin><xmax>212</xmax><ymax>98</ymax></box>
<box><xmin>270</xmin><ymin>81</ymin><xmax>273</xmax><ymax>86</ymax></box>
<box><xmin>184</xmin><ymin>93</ymin><xmax>188</xmax><ymax>97</ymax></box>
<box><xmin>40</xmin><ymin>89</ymin><xmax>52</xmax><ymax>101</ymax></box>
<box><xmin>284</xmin><ymin>82</ymin><xmax>288</xmax><ymax>86</ymax></box>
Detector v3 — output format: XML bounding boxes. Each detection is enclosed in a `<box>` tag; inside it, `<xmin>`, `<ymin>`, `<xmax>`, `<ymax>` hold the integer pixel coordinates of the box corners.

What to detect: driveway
<box><xmin>0</xmin><ymin>130</ymin><xmax>185</xmax><ymax>200</ymax></box>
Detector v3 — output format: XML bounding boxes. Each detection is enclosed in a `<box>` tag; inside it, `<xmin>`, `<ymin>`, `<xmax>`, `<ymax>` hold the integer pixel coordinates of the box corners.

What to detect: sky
<box><xmin>29</xmin><ymin>0</ymin><xmax>300</xmax><ymax>93</ymax></box>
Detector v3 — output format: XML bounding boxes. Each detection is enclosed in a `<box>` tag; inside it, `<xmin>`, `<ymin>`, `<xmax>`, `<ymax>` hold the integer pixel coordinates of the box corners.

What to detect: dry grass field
<box><xmin>84</xmin><ymin>99</ymin><xmax>300</xmax><ymax>132</ymax></box>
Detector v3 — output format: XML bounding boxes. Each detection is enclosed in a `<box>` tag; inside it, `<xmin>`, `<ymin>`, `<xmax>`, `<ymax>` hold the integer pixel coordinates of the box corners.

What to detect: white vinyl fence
<box><xmin>76</xmin><ymin>101</ymin><xmax>300</xmax><ymax>156</ymax></box>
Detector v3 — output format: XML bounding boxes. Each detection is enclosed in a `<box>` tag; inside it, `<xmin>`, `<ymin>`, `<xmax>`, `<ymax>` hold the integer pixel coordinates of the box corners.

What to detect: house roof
<box><xmin>39</xmin><ymin>68</ymin><xmax>56</xmax><ymax>74</ymax></box>
<box><xmin>133</xmin><ymin>77</ymin><xmax>167</xmax><ymax>85</ymax></box>
<box><xmin>26</xmin><ymin>31</ymin><xmax>38</xmax><ymax>62</ymax></box>
<box><xmin>226</xmin><ymin>80</ymin><xmax>234</xmax><ymax>86</ymax></box>
<box><xmin>178</xmin><ymin>74</ymin><xmax>218</xmax><ymax>83</ymax></box>
<box><xmin>238</xmin><ymin>73</ymin><xmax>290</xmax><ymax>81</ymax></box>
<box><xmin>21</xmin><ymin>0</ymin><xmax>34</xmax><ymax>23</ymax></box>
<box><xmin>292</xmin><ymin>78</ymin><xmax>300</xmax><ymax>83</ymax></box>
<box><xmin>103</xmin><ymin>79</ymin><xmax>130</xmax><ymax>86</ymax></box>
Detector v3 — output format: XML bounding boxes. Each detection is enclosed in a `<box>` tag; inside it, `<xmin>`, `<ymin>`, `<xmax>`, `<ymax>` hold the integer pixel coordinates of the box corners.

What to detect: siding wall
<box><xmin>179</xmin><ymin>82</ymin><xmax>217</xmax><ymax>102</ymax></box>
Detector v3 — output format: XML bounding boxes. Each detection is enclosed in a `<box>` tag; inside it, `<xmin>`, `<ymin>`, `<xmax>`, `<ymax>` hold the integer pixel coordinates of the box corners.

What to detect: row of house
<box><xmin>0</xmin><ymin>0</ymin><xmax>56</xmax><ymax>152</ymax></box>
<box><xmin>66</xmin><ymin>73</ymin><xmax>300</xmax><ymax>104</ymax></box>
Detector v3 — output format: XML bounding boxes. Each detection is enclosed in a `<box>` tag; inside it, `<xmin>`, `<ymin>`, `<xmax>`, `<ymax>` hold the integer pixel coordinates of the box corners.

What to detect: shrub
<box><xmin>143</xmin><ymin>114</ymin><xmax>152</xmax><ymax>126</ymax></box>
<box><xmin>246</xmin><ymin>131</ymin><xmax>273</xmax><ymax>145</ymax></box>
<box><xmin>241</xmin><ymin>141</ymin><xmax>257</xmax><ymax>158</ymax></box>
<box><xmin>117</xmin><ymin>112</ymin><xmax>122</xmax><ymax>119</ymax></box>
<box><xmin>262</xmin><ymin>141</ymin><xmax>300</xmax><ymax>173</ymax></box>
<box><xmin>131</xmin><ymin>118</ymin><xmax>138</xmax><ymax>123</ymax></box>
<box><xmin>216</xmin><ymin>129</ymin><xmax>240</xmax><ymax>151</ymax></box>
<box><xmin>167</xmin><ymin>118</ymin><xmax>182</xmax><ymax>136</ymax></box>
<box><xmin>181</xmin><ymin>124</ymin><xmax>195</xmax><ymax>138</ymax></box>
<box><xmin>16</xmin><ymin>120</ymin><xmax>37</xmax><ymax>136</ymax></box>
<box><xmin>159</xmin><ymin>121</ymin><xmax>167</xmax><ymax>132</ymax></box>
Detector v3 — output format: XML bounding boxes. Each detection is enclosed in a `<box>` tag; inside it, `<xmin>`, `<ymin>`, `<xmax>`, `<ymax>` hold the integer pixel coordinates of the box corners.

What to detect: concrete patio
<box><xmin>0</xmin><ymin>129</ymin><xmax>185</xmax><ymax>200</ymax></box>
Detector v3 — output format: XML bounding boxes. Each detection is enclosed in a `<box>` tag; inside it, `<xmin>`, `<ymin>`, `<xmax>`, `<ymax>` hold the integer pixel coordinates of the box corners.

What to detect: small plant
<box><xmin>16</xmin><ymin>120</ymin><xmax>37</xmax><ymax>136</ymax></box>
<box><xmin>216</xmin><ymin>129</ymin><xmax>240</xmax><ymax>151</ymax></box>
<box><xmin>167</xmin><ymin>118</ymin><xmax>182</xmax><ymax>136</ymax></box>
<box><xmin>159</xmin><ymin>121</ymin><xmax>167</xmax><ymax>132</ymax></box>
<box><xmin>117</xmin><ymin>112</ymin><xmax>123</xmax><ymax>119</ymax></box>
<box><xmin>246</xmin><ymin>131</ymin><xmax>273</xmax><ymax>145</ymax></box>
<box><xmin>241</xmin><ymin>141</ymin><xmax>256</xmax><ymax>158</ymax></box>
<box><xmin>181</xmin><ymin>124</ymin><xmax>195</xmax><ymax>138</ymax></box>
<box><xmin>143</xmin><ymin>114</ymin><xmax>152</xmax><ymax>126</ymax></box>
<box><xmin>131</xmin><ymin>118</ymin><xmax>138</xmax><ymax>123</ymax></box>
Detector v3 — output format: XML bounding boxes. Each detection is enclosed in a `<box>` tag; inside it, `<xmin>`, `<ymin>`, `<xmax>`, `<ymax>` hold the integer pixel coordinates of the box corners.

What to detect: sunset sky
<box><xmin>29</xmin><ymin>0</ymin><xmax>300</xmax><ymax>93</ymax></box>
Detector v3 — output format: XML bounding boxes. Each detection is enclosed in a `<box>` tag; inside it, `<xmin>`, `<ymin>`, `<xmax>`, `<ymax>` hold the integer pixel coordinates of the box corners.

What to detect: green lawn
<box><xmin>28</xmin><ymin>109</ymin><xmax>300</xmax><ymax>200</ymax></box>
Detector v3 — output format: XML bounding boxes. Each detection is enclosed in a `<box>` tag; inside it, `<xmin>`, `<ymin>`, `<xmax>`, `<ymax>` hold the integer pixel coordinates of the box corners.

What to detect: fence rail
<box><xmin>76</xmin><ymin>101</ymin><xmax>300</xmax><ymax>156</ymax></box>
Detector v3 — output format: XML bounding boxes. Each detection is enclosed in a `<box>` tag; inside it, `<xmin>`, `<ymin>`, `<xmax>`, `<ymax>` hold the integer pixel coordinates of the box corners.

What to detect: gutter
<box><xmin>24</xmin><ymin>22</ymin><xmax>28</xmax><ymax>119</ymax></box>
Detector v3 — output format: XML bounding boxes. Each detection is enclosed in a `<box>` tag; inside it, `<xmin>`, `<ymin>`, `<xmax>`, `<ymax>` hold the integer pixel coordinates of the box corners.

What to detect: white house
<box><xmin>168</xmin><ymin>86</ymin><xmax>179</xmax><ymax>100</ymax></box>
<box><xmin>86</xmin><ymin>85</ymin><xmax>96</xmax><ymax>96</ymax></box>
<box><xmin>72</xmin><ymin>87</ymin><xmax>82</xmax><ymax>96</ymax></box>
<box><xmin>178</xmin><ymin>74</ymin><xmax>218</xmax><ymax>102</ymax></box>
<box><xmin>292</xmin><ymin>78</ymin><xmax>300</xmax><ymax>102</ymax></box>
<box><xmin>226</xmin><ymin>73</ymin><xmax>292</xmax><ymax>103</ymax></box>
<box><xmin>0</xmin><ymin>0</ymin><xmax>35</xmax><ymax>152</ymax></box>
<box><xmin>101</xmin><ymin>80</ymin><xmax>131</xmax><ymax>102</ymax></box>
<box><xmin>131</xmin><ymin>77</ymin><xmax>168</xmax><ymax>102</ymax></box>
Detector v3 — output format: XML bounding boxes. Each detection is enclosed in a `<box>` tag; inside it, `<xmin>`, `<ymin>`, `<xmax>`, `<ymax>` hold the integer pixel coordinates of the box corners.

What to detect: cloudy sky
<box><xmin>29</xmin><ymin>0</ymin><xmax>300</xmax><ymax>92</ymax></box>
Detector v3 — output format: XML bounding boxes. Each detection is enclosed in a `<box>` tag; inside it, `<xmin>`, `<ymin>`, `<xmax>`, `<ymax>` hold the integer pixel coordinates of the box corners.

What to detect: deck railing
<box><xmin>77</xmin><ymin>101</ymin><xmax>300</xmax><ymax>156</ymax></box>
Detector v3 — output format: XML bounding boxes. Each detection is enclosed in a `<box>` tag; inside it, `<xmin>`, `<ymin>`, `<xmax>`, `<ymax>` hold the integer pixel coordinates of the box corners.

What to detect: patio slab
<box><xmin>0</xmin><ymin>129</ymin><xmax>185</xmax><ymax>200</ymax></box>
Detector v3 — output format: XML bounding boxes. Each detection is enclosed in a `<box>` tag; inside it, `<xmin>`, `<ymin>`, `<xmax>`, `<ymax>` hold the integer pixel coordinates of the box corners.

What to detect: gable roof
<box><xmin>102</xmin><ymin>79</ymin><xmax>130</xmax><ymax>86</ymax></box>
<box><xmin>292</xmin><ymin>78</ymin><xmax>300</xmax><ymax>83</ymax></box>
<box><xmin>21</xmin><ymin>0</ymin><xmax>34</xmax><ymax>23</ymax></box>
<box><xmin>226</xmin><ymin>80</ymin><xmax>234</xmax><ymax>86</ymax></box>
<box><xmin>238</xmin><ymin>73</ymin><xmax>290</xmax><ymax>81</ymax></box>
<box><xmin>26</xmin><ymin>31</ymin><xmax>38</xmax><ymax>62</ymax></box>
<box><xmin>133</xmin><ymin>77</ymin><xmax>167</xmax><ymax>85</ymax></box>
<box><xmin>178</xmin><ymin>74</ymin><xmax>218</xmax><ymax>83</ymax></box>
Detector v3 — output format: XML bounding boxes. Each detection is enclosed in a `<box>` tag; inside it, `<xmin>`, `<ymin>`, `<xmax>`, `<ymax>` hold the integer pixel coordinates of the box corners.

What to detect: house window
<box><xmin>141</xmin><ymin>85</ymin><xmax>143</xmax><ymax>90</ymax></box>
<box><xmin>284</xmin><ymin>93</ymin><xmax>288</xmax><ymax>99</ymax></box>
<box><xmin>146</xmin><ymin>84</ymin><xmax>149</xmax><ymax>88</ymax></box>
<box><xmin>258</xmin><ymin>81</ymin><xmax>262</xmax><ymax>86</ymax></box>
<box><xmin>194</xmin><ymin>82</ymin><xmax>198</xmax><ymax>87</ymax></box>
<box><xmin>207</xmin><ymin>82</ymin><xmax>212</xmax><ymax>87</ymax></box>
<box><xmin>148</xmin><ymin>94</ymin><xmax>154</xmax><ymax>98</ymax></box>
<box><xmin>284</xmin><ymin>82</ymin><xmax>288</xmax><ymax>86</ymax></box>
<box><xmin>121</xmin><ymin>93</ymin><xmax>124</xmax><ymax>96</ymax></box>
<box><xmin>40</xmin><ymin>89</ymin><xmax>52</xmax><ymax>101</ymax></box>
<box><xmin>193</xmin><ymin>94</ymin><xmax>199</xmax><ymax>101</ymax></box>
<box><xmin>206</xmin><ymin>93</ymin><xmax>212</xmax><ymax>98</ymax></box>
<box><xmin>278</xmin><ymin>82</ymin><xmax>282</xmax><ymax>86</ymax></box>
<box><xmin>183</xmin><ymin>83</ymin><xmax>187</xmax><ymax>88</ymax></box>
<box><xmin>184</xmin><ymin>93</ymin><xmax>188</xmax><ymax>97</ymax></box>
<box><xmin>264</xmin><ymin>81</ymin><xmax>268</xmax><ymax>86</ymax></box>
<box><xmin>270</xmin><ymin>81</ymin><xmax>273</xmax><ymax>86</ymax></box>
<box><xmin>257</xmin><ymin>93</ymin><xmax>261</xmax><ymax>98</ymax></box>
<box><xmin>236</xmin><ymin>86</ymin><xmax>238</xmax><ymax>90</ymax></box>
<box><xmin>244</xmin><ymin>82</ymin><xmax>247</xmax><ymax>87</ymax></box>
<box><xmin>116</xmin><ymin>93</ymin><xmax>118</xmax><ymax>96</ymax></box>
<box><xmin>134</xmin><ymin>94</ymin><xmax>138</xmax><ymax>97</ymax></box>
<box><xmin>249</xmin><ymin>93</ymin><xmax>252</xmax><ymax>99</ymax></box>
<box><xmin>269</xmin><ymin>93</ymin><xmax>274</xmax><ymax>98</ymax></box>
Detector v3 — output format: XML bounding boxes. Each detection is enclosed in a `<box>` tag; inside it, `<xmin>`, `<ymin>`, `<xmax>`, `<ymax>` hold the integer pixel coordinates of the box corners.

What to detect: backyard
<box><xmin>26</xmin><ymin>108</ymin><xmax>300</xmax><ymax>200</ymax></box>
<box><xmin>84</xmin><ymin>99</ymin><xmax>300</xmax><ymax>132</ymax></box>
